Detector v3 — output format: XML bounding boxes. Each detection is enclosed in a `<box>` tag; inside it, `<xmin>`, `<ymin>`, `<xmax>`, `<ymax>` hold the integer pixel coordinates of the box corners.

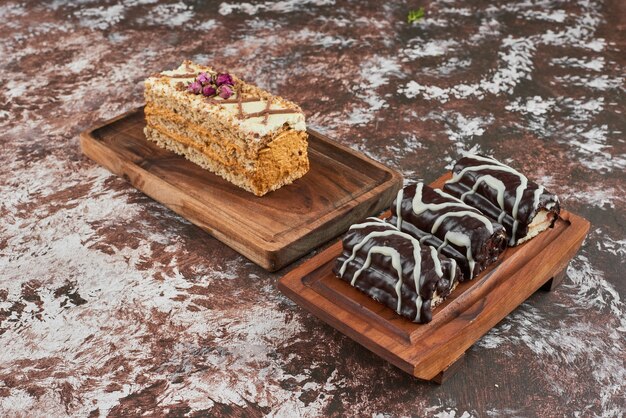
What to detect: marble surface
<box><xmin>1</xmin><ymin>0</ymin><xmax>624</xmax><ymax>416</ymax></box>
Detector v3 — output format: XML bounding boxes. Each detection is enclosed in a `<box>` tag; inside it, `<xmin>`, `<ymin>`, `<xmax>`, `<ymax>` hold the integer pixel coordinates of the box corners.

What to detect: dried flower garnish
<box><xmin>218</xmin><ymin>84</ymin><xmax>233</xmax><ymax>99</ymax></box>
<box><xmin>197</xmin><ymin>72</ymin><xmax>212</xmax><ymax>84</ymax></box>
<box><xmin>186</xmin><ymin>70</ymin><xmax>235</xmax><ymax>98</ymax></box>
<box><xmin>202</xmin><ymin>85</ymin><xmax>217</xmax><ymax>96</ymax></box>
<box><xmin>216</xmin><ymin>73</ymin><xmax>233</xmax><ymax>86</ymax></box>
<box><xmin>407</xmin><ymin>7</ymin><xmax>425</xmax><ymax>24</ymax></box>
<box><xmin>187</xmin><ymin>81</ymin><xmax>202</xmax><ymax>94</ymax></box>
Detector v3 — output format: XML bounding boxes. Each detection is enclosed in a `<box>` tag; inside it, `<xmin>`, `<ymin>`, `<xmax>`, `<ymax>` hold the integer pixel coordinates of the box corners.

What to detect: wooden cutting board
<box><xmin>278</xmin><ymin>173</ymin><xmax>590</xmax><ymax>383</ymax></box>
<box><xmin>80</xmin><ymin>107</ymin><xmax>403</xmax><ymax>271</ymax></box>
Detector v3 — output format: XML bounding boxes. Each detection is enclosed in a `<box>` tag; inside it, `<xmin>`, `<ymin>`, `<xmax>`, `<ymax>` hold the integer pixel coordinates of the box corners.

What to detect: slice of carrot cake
<box><xmin>144</xmin><ymin>60</ymin><xmax>309</xmax><ymax>196</ymax></box>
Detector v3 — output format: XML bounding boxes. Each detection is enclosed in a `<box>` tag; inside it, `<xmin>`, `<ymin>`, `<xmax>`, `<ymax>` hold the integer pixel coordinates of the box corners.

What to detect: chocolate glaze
<box><xmin>213</xmin><ymin>96</ymin><xmax>262</xmax><ymax>104</ymax></box>
<box><xmin>334</xmin><ymin>218</ymin><xmax>460</xmax><ymax>324</ymax></box>
<box><xmin>157</xmin><ymin>73</ymin><xmax>197</xmax><ymax>78</ymax></box>
<box><xmin>244</xmin><ymin>107</ymin><xmax>301</xmax><ymax>120</ymax></box>
<box><xmin>388</xmin><ymin>183</ymin><xmax>507</xmax><ymax>280</ymax></box>
<box><xmin>206</xmin><ymin>89</ymin><xmax>301</xmax><ymax>125</ymax></box>
<box><xmin>443</xmin><ymin>154</ymin><xmax>560</xmax><ymax>246</ymax></box>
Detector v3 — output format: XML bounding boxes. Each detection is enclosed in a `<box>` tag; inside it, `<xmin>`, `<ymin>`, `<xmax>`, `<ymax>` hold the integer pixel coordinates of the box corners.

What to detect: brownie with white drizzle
<box><xmin>443</xmin><ymin>154</ymin><xmax>560</xmax><ymax>246</ymax></box>
<box><xmin>388</xmin><ymin>182</ymin><xmax>507</xmax><ymax>280</ymax></box>
<box><xmin>334</xmin><ymin>218</ymin><xmax>461</xmax><ymax>324</ymax></box>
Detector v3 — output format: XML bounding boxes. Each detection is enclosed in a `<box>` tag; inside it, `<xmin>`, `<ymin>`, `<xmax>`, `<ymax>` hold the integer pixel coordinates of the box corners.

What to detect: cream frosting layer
<box><xmin>147</xmin><ymin>63</ymin><xmax>306</xmax><ymax>138</ymax></box>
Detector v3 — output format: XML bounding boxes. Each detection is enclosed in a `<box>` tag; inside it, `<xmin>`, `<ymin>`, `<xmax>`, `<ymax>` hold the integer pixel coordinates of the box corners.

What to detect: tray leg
<box><xmin>540</xmin><ymin>263</ymin><xmax>569</xmax><ymax>292</ymax></box>
<box><xmin>431</xmin><ymin>353</ymin><xmax>466</xmax><ymax>384</ymax></box>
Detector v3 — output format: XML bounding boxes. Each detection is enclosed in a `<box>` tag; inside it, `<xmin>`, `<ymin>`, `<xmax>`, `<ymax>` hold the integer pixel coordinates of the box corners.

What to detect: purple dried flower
<box><xmin>187</xmin><ymin>81</ymin><xmax>202</xmax><ymax>94</ymax></box>
<box><xmin>218</xmin><ymin>84</ymin><xmax>233</xmax><ymax>99</ymax></box>
<box><xmin>216</xmin><ymin>73</ymin><xmax>233</xmax><ymax>86</ymax></box>
<box><xmin>197</xmin><ymin>72</ymin><xmax>212</xmax><ymax>85</ymax></box>
<box><xmin>202</xmin><ymin>85</ymin><xmax>217</xmax><ymax>97</ymax></box>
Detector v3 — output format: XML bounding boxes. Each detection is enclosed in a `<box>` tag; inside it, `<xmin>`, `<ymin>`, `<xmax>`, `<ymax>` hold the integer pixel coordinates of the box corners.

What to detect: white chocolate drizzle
<box><xmin>340</xmin><ymin>218</ymin><xmax>456</xmax><ymax>322</ymax></box>
<box><xmin>395</xmin><ymin>183</ymin><xmax>495</xmax><ymax>279</ymax></box>
<box><xmin>350</xmin><ymin>245</ymin><xmax>406</xmax><ymax>314</ymax></box>
<box><xmin>447</xmin><ymin>154</ymin><xmax>546</xmax><ymax>245</ymax></box>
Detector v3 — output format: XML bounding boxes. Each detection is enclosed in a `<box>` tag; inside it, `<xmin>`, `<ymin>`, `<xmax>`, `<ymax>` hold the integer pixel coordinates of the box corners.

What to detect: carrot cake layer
<box><xmin>144</xmin><ymin>61</ymin><xmax>309</xmax><ymax>196</ymax></box>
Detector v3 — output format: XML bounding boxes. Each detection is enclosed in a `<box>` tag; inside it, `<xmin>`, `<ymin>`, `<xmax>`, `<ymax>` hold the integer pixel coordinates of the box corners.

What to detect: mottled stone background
<box><xmin>1</xmin><ymin>0</ymin><xmax>624</xmax><ymax>416</ymax></box>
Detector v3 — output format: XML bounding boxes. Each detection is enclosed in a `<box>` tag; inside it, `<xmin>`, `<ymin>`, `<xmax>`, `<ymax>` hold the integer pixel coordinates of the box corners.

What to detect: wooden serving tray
<box><xmin>278</xmin><ymin>173</ymin><xmax>590</xmax><ymax>383</ymax></box>
<box><xmin>80</xmin><ymin>107</ymin><xmax>403</xmax><ymax>271</ymax></box>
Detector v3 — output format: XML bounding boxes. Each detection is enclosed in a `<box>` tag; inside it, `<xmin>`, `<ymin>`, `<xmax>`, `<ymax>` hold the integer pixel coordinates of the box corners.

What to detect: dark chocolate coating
<box><xmin>443</xmin><ymin>154</ymin><xmax>560</xmax><ymax>245</ymax></box>
<box><xmin>334</xmin><ymin>218</ymin><xmax>460</xmax><ymax>324</ymax></box>
<box><xmin>389</xmin><ymin>183</ymin><xmax>507</xmax><ymax>280</ymax></box>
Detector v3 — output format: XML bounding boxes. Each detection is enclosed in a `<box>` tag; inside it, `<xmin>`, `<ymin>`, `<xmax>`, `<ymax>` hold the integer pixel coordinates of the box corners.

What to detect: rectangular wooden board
<box><xmin>278</xmin><ymin>173</ymin><xmax>590</xmax><ymax>382</ymax></box>
<box><xmin>80</xmin><ymin>107</ymin><xmax>403</xmax><ymax>271</ymax></box>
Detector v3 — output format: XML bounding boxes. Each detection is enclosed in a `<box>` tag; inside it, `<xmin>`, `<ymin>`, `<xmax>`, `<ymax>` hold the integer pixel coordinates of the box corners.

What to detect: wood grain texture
<box><xmin>79</xmin><ymin>107</ymin><xmax>403</xmax><ymax>271</ymax></box>
<box><xmin>278</xmin><ymin>173</ymin><xmax>590</xmax><ymax>382</ymax></box>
